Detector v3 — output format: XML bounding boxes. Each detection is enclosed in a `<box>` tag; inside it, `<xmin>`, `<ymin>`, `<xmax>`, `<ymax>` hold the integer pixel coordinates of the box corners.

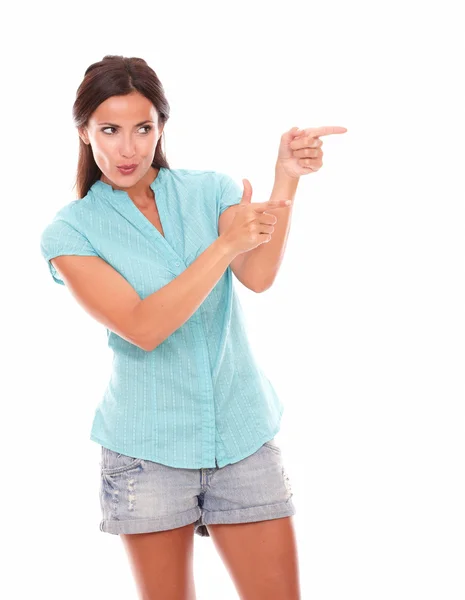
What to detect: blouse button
<box><xmin>175</xmin><ymin>261</ymin><xmax>180</xmax><ymax>267</ymax></box>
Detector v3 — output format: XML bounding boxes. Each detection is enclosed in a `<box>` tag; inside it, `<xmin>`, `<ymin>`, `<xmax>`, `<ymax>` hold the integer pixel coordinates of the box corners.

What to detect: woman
<box><xmin>40</xmin><ymin>54</ymin><xmax>346</xmax><ymax>599</ymax></box>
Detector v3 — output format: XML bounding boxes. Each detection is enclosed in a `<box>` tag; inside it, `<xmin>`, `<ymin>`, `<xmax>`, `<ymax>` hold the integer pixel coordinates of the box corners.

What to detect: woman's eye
<box><xmin>101</xmin><ymin>126</ymin><xmax>152</xmax><ymax>135</ymax></box>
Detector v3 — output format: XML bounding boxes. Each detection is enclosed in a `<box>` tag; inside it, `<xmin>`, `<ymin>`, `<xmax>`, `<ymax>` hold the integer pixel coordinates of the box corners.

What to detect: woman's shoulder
<box><xmin>170</xmin><ymin>166</ymin><xmax>235</xmax><ymax>181</ymax></box>
<box><xmin>167</xmin><ymin>166</ymin><xmax>216</xmax><ymax>183</ymax></box>
<box><xmin>41</xmin><ymin>192</ymin><xmax>97</xmax><ymax>242</ymax></box>
<box><xmin>168</xmin><ymin>167</ymin><xmax>240</xmax><ymax>198</ymax></box>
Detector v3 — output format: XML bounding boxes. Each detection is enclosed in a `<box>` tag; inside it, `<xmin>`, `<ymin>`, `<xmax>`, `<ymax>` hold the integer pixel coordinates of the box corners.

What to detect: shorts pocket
<box><xmin>263</xmin><ymin>438</ymin><xmax>282</xmax><ymax>455</ymax></box>
<box><xmin>101</xmin><ymin>446</ymin><xmax>143</xmax><ymax>475</ymax></box>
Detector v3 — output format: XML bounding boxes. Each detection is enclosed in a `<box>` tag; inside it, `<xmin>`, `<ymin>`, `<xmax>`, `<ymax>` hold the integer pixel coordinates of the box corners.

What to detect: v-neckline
<box><xmin>92</xmin><ymin>168</ymin><xmax>184</xmax><ymax>266</ymax></box>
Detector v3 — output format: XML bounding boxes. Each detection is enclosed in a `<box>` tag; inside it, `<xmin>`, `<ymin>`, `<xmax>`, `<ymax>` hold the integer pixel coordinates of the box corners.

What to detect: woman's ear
<box><xmin>78</xmin><ymin>126</ymin><xmax>89</xmax><ymax>145</ymax></box>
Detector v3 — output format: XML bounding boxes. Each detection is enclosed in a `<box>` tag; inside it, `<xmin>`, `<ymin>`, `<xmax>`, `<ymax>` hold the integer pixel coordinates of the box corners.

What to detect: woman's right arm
<box><xmin>50</xmin><ymin>236</ymin><xmax>239</xmax><ymax>352</ymax></box>
<box><xmin>49</xmin><ymin>194</ymin><xmax>288</xmax><ymax>351</ymax></box>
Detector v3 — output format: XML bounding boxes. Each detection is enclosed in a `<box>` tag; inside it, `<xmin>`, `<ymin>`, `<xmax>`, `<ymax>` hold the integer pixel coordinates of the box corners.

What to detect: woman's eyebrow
<box><xmin>97</xmin><ymin>120</ymin><xmax>154</xmax><ymax>127</ymax></box>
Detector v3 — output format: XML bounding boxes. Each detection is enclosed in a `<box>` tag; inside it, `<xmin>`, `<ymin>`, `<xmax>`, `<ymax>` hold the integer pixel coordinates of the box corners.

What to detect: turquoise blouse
<box><xmin>40</xmin><ymin>167</ymin><xmax>284</xmax><ymax>468</ymax></box>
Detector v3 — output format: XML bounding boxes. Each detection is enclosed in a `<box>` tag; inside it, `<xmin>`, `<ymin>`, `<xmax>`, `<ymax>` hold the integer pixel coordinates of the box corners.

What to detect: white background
<box><xmin>2</xmin><ymin>0</ymin><xmax>464</xmax><ymax>598</ymax></box>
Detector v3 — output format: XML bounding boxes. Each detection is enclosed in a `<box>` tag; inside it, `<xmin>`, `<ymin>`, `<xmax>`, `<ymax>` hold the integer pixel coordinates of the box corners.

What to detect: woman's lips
<box><xmin>117</xmin><ymin>165</ymin><xmax>138</xmax><ymax>175</ymax></box>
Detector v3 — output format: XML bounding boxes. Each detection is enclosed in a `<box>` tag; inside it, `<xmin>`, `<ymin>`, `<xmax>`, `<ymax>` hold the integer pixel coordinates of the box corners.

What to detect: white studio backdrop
<box><xmin>2</xmin><ymin>0</ymin><xmax>464</xmax><ymax>598</ymax></box>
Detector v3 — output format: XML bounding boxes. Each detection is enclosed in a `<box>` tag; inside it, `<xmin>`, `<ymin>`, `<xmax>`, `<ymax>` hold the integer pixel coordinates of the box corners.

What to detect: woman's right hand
<box><xmin>220</xmin><ymin>179</ymin><xmax>292</xmax><ymax>255</ymax></box>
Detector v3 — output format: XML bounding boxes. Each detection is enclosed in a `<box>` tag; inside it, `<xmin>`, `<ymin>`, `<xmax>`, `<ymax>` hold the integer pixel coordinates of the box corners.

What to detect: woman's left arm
<box><xmin>238</xmin><ymin>125</ymin><xmax>348</xmax><ymax>291</ymax></box>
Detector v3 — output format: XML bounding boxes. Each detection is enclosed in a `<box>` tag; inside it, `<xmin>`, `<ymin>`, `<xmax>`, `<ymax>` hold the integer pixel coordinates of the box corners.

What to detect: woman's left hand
<box><xmin>276</xmin><ymin>125</ymin><xmax>348</xmax><ymax>179</ymax></box>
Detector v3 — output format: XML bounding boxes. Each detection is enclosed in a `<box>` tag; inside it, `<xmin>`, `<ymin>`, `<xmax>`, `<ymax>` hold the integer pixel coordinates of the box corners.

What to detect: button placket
<box><xmin>193</xmin><ymin>307</ymin><xmax>217</xmax><ymax>468</ymax></box>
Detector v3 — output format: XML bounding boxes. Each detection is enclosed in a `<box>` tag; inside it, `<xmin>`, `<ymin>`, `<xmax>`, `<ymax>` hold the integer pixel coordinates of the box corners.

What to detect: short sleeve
<box><xmin>40</xmin><ymin>219</ymin><xmax>99</xmax><ymax>286</ymax></box>
<box><xmin>217</xmin><ymin>172</ymin><xmax>243</xmax><ymax>216</ymax></box>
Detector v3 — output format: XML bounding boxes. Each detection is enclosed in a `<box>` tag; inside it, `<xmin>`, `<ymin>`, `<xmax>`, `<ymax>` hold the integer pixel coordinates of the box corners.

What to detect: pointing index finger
<box><xmin>300</xmin><ymin>126</ymin><xmax>347</xmax><ymax>138</ymax></box>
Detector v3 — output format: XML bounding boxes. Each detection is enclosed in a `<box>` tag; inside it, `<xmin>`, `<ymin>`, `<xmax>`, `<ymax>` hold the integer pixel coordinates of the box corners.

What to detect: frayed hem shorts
<box><xmin>99</xmin><ymin>438</ymin><xmax>296</xmax><ymax>538</ymax></box>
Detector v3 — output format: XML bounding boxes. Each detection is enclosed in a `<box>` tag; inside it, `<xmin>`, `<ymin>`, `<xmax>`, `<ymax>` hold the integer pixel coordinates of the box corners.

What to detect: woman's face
<box><xmin>79</xmin><ymin>91</ymin><xmax>164</xmax><ymax>191</ymax></box>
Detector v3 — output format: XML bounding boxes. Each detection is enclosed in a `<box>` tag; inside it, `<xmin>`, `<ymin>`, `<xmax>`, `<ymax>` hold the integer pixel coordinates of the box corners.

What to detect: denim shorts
<box><xmin>99</xmin><ymin>438</ymin><xmax>296</xmax><ymax>537</ymax></box>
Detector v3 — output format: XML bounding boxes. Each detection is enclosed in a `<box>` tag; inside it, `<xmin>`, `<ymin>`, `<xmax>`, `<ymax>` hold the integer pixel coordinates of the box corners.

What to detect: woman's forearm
<box><xmin>238</xmin><ymin>163</ymin><xmax>299</xmax><ymax>290</ymax></box>
<box><xmin>131</xmin><ymin>237</ymin><xmax>237</xmax><ymax>351</ymax></box>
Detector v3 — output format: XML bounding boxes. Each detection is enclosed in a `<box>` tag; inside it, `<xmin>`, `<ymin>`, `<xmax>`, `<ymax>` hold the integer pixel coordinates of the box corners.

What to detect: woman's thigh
<box><xmin>121</xmin><ymin>524</ymin><xmax>197</xmax><ymax>600</ymax></box>
<box><xmin>208</xmin><ymin>516</ymin><xmax>300</xmax><ymax>600</ymax></box>
<box><xmin>202</xmin><ymin>437</ymin><xmax>299</xmax><ymax>598</ymax></box>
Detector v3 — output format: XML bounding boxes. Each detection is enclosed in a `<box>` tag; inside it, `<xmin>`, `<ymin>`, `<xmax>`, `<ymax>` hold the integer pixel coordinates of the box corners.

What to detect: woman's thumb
<box><xmin>240</xmin><ymin>178</ymin><xmax>253</xmax><ymax>204</ymax></box>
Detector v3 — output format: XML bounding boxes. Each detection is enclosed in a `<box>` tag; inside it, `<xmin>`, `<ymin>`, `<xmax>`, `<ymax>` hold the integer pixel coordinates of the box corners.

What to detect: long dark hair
<box><xmin>72</xmin><ymin>55</ymin><xmax>171</xmax><ymax>199</ymax></box>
